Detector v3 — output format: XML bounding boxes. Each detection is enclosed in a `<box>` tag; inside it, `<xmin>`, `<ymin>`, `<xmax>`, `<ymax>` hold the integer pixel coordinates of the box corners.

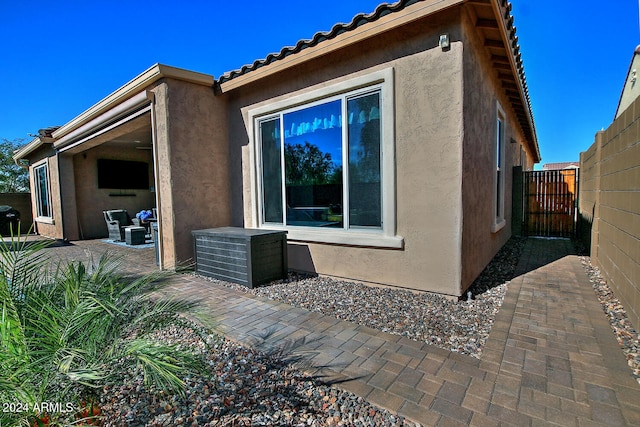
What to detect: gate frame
<box><xmin>513</xmin><ymin>167</ymin><xmax>579</xmax><ymax>238</ymax></box>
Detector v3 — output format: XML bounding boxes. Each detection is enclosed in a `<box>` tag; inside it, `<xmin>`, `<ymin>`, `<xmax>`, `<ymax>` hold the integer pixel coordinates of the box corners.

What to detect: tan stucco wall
<box><xmin>152</xmin><ymin>79</ymin><xmax>232</xmax><ymax>267</ymax></box>
<box><xmin>24</xmin><ymin>145</ymin><xmax>64</xmax><ymax>240</ymax></box>
<box><xmin>58</xmin><ymin>155</ymin><xmax>80</xmax><ymax>240</ymax></box>
<box><xmin>71</xmin><ymin>144</ymin><xmax>156</xmax><ymax>239</ymax></box>
<box><xmin>459</xmin><ymin>7</ymin><xmax>530</xmax><ymax>291</ymax></box>
<box><xmin>36</xmin><ymin>157</ymin><xmax>63</xmax><ymax>239</ymax></box>
<box><xmin>227</xmin><ymin>8</ymin><xmax>467</xmax><ymax>295</ymax></box>
<box><xmin>580</xmin><ymin>97</ymin><xmax>640</xmax><ymax>332</ymax></box>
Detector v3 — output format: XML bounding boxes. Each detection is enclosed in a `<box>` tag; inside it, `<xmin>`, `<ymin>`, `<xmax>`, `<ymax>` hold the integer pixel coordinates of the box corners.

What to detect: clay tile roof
<box><xmin>217</xmin><ymin>0</ymin><xmax>538</xmax><ymax>161</ymax></box>
<box><xmin>218</xmin><ymin>0</ymin><xmax>418</xmax><ymax>84</ymax></box>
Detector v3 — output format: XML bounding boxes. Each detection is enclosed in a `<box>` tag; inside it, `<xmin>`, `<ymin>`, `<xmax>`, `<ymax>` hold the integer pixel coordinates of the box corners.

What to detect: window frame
<box><xmin>492</xmin><ymin>103</ymin><xmax>506</xmax><ymax>233</ymax></box>
<box><xmin>32</xmin><ymin>160</ymin><xmax>54</xmax><ymax>223</ymax></box>
<box><xmin>247</xmin><ymin>68</ymin><xmax>402</xmax><ymax>248</ymax></box>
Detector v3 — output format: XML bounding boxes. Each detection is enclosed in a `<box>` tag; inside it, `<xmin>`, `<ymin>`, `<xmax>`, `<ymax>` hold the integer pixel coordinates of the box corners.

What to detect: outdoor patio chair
<box><xmin>103</xmin><ymin>209</ymin><xmax>132</xmax><ymax>241</ymax></box>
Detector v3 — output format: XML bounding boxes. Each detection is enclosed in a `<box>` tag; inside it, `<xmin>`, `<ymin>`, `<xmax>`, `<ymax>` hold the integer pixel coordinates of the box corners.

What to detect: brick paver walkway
<box><xmin>35</xmin><ymin>237</ymin><xmax>640</xmax><ymax>426</ymax></box>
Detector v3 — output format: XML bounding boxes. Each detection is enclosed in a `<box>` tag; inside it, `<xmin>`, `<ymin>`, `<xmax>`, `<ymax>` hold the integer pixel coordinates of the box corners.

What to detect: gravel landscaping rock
<box><xmin>221</xmin><ymin>236</ymin><xmax>527</xmax><ymax>359</ymax></box>
<box><xmin>580</xmin><ymin>256</ymin><xmax>640</xmax><ymax>385</ymax></box>
<box><xmin>95</xmin><ymin>325</ymin><xmax>416</xmax><ymax>426</ymax></box>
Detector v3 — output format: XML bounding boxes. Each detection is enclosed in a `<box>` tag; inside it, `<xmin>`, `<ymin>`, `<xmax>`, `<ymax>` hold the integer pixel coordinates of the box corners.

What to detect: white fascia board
<box><xmin>13</xmin><ymin>137</ymin><xmax>44</xmax><ymax>161</ymax></box>
<box><xmin>52</xmin><ymin>64</ymin><xmax>214</xmax><ymax>142</ymax></box>
<box><xmin>53</xmin><ymin>91</ymin><xmax>151</xmax><ymax>151</ymax></box>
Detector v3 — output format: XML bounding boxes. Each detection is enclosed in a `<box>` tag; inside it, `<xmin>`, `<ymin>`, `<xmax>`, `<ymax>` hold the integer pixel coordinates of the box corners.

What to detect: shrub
<box><xmin>0</xmin><ymin>233</ymin><xmax>211</xmax><ymax>426</ymax></box>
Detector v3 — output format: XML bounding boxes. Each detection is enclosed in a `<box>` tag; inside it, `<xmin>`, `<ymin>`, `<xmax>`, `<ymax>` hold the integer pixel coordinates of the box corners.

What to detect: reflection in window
<box><xmin>260</xmin><ymin>118</ymin><xmax>283</xmax><ymax>223</ymax></box>
<box><xmin>258</xmin><ymin>89</ymin><xmax>382</xmax><ymax>230</ymax></box>
<box><xmin>495</xmin><ymin>111</ymin><xmax>505</xmax><ymax>222</ymax></box>
<box><xmin>284</xmin><ymin>100</ymin><xmax>343</xmax><ymax>227</ymax></box>
<box><xmin>348</xmin><ymin>92</ymin><xmax>381</xmax><ymax>227</ymax></box>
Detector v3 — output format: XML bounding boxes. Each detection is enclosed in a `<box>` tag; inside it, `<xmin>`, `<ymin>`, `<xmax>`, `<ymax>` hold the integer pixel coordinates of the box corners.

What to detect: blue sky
<box><xmin>1</xmin><ymin>0</ymin><xmax>638</xmax><ymax>167</ymax></box>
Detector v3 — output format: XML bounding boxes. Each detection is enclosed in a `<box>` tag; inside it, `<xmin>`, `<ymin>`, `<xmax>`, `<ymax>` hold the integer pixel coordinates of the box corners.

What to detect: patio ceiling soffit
<box><xmin>54</xmin><ymin>91</ymin><xmax>152</xmax><ymax>153</ymax></box>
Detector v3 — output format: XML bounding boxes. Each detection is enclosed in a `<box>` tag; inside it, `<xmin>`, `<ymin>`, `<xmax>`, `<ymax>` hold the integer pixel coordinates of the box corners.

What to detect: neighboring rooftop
<box><xmin>542</xmin><ymin>162</ymin><xmax>580</xmax><ymax>170</ymax></box>
<box><xmin>615</xmin><ymin>44</ymin><xmax>640</xmax><ymax>119</ymax></box>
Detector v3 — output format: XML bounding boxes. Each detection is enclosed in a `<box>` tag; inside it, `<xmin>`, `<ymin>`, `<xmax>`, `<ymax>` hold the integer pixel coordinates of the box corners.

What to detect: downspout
<box><xmin>146</xmin><ymin>89</ymin><xmax>164</xmax><ymax>270</ymax></box>
<box><xmin>14</xmin><ymin>157</ymin><xmax>29</xmax><ymax>170</ymax></box>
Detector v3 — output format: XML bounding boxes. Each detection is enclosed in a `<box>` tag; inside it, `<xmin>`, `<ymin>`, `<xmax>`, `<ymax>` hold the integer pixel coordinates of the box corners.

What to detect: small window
<box><xmin>493</xmin><ymin>104</ymin><xmax>506</xmax><ymax>232</ymax></box>
<box><xmin>33</xmin><ymin>162</ymin><xmax>52</xmax><ymax>220</ymax></box>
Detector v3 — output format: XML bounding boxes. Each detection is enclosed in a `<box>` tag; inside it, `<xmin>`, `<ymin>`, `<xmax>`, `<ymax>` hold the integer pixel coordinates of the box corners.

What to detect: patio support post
<box><xmin>146</xmin><ymin>89</ymin><xmax>164</xmax><ymax>269</ymax></box>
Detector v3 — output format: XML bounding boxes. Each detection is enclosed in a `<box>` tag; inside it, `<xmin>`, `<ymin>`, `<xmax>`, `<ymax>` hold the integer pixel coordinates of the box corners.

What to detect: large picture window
<box><xmin>33</xmin><ymin>162</ymin><xmax>52</xmax><ymax>219</ymax></box>
<box><xmin>249</xmin><ymin>68</ymin><xmax>401</xmax><ymax>248</ymax></box>
<box><xmin>259</xmin><ymin>90</ymin><xmax>381</xmax><ymax>230</ymax></box>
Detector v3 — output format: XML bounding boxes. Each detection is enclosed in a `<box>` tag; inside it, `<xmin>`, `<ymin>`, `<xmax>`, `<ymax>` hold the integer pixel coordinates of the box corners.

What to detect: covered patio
<box><xmin>58</xmin><ymin>111</ymin><xmax>156</xmax><ymax>242</ymax></box>
<box><xmin>13</xmin><ymin>64</ymin><xmax>229</xmax><ymax>271</ymax></box>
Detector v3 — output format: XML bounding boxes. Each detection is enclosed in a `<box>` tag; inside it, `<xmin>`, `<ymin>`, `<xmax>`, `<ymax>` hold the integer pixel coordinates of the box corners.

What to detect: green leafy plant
<box><xmin>0</xmin><ymin>137</ymin><xmax>29</xmax><ymax>193</ymax></box>
<box><xmin>0</xmin><ymin>231</ymin><xmax>212</xmax><ymax>426</ymax></box>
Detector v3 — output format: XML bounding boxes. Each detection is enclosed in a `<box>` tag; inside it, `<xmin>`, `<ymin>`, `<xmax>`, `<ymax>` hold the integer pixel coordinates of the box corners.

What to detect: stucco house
<box><xmin>615</xmin><ymin>44</ymin><xmax>640</xmax><ymax>120</ymax></box>
<box><xmin>14</xmin><ymin>0</ymin><xmax>539</xmax><ymax>297</ymax></box>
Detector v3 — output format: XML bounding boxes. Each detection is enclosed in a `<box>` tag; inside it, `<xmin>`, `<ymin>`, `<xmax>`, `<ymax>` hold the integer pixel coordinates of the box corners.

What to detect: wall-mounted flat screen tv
<box><xmin>97</xmin><ymin>159</ymin><xmax>150</xmax><ymax>190</ymax></box>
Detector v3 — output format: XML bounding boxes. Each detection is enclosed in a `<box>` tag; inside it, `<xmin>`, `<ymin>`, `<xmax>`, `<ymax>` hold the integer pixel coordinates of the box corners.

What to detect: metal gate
<box><xmin>524</xmin><ymin>169</ymin><xmax>578</xmax><ymax>237</ymax></box>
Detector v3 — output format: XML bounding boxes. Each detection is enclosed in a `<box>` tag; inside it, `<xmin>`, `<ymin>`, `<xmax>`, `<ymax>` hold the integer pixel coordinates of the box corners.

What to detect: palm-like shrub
<box><xmin>0</xmin><ymin>233</ymin><xmax>211</xmax><ymax>426</ymax></box>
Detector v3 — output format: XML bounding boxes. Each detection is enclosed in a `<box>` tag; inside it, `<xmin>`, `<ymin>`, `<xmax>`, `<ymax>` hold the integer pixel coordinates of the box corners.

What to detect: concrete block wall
<box><xmin>578</xmin><ymin>133</ymin><xmax>600</xmax><ymax>250</ymax></box>
<box><xmin>580</xmin><ymin>96</ymin><xmax>640</xmax><ymax>332</ymax></box>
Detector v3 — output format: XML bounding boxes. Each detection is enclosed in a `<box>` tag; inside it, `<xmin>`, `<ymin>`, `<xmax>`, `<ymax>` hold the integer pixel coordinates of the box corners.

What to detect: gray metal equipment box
<box><xmin>192</xmin><ymin>227</ymin><xmax>288</xmax><ymax>288</ymax></box>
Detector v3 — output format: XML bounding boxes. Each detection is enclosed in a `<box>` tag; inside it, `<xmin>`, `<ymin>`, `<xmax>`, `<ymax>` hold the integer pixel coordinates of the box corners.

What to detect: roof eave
<box><xmin>52</xmin><ymin>64</ymin><xmax>214</xmax><ymax>141</ymax></box>
<box><xmin>12</xmin><ymin>136</ymin><xmax>54</xmax><ymax>161</ymax></box>
<box><xmin>478</xmin><ymin>0</ymin><xmax>540</xmax><ymax>162</ymax></box>
<box><xmin>216</xmin><ymin>0</ymin><xmax>539</xmax><ymax>163</ymax></box>
<box><xmin>218</xmin><ymin>0</ymin><xmax>464</xmax><ymax>92</ymax></box>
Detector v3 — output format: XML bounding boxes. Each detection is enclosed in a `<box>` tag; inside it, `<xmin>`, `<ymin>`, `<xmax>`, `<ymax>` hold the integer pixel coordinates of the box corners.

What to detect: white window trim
<box><xmin>492</xmin><ymin>102</ymin><xmax>506</xmax><ymax>233</ymax></box>
<box><xmin>247</xmin><ymin>67</ymin><xmax>402</xmax><ymax>248</ymax></box>
<box><xmin>32</xmin><ymin>159</ymin><xmax>54</xmax><ymax>224</ymax></box>
<box><xmin>36</xmin><ymin>217</ymin><xmax>55</xmax><ymax>225</ymax></box>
